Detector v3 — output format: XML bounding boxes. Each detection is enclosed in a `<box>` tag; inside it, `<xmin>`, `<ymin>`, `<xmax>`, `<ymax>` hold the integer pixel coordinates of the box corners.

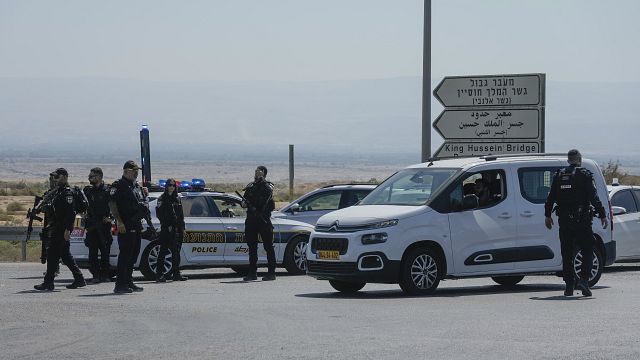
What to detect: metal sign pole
<box><xmin>421</xmin><ymin>0</ymin><xmax>431</xmax><ymax>162</ymax></box>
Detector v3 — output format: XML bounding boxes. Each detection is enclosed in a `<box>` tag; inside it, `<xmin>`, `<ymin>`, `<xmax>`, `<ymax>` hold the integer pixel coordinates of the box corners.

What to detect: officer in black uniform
<box><xmin>110</xmin><ymin>160</ymin><xmax>148</xmax><ymax>294</ymax></box>
<box><xmin>242</xmin><ymin>165</ymin><xmax>277</xmax><ymax>281</ymax></box>
<box><xmin>34</xmin><ymin>168</ymin><xmax>86</xmax><ymax>291</ymax></box>
<box><xmin>545</xmin><ymin>149</ymin><xmax>608</xmax><ymax>297</ymax></box>
<box><xmin>39</xmin><ymin>173</ymin><xmax>60</xmax><ymax>276</ymax></box>
<box><xmin>155</xmin><ymin>178</ymin><xmax>188</xmax><ymax>282</ymax></box>
<box><xmin>83</xmin><ymin>167</ymin><xmax>113</xmax><ymax>283</ymax></box>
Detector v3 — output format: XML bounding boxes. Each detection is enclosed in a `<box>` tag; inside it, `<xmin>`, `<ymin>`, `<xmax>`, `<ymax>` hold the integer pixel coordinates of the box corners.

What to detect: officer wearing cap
<box><xmin>109</xmin><ymin>160</ymin><xmax>149</xmax><ymax>293</ymax></box>
<box><xmin>83</xmin><ymin>167</ymin><xmax>113</xmax><ymax>283</ymax></box>
<box><xmin>34</xmin><ymin>168</ymin><xmax>86</xmax><ymax>291</ymax></box>
<box><xmin>241</xmin><ymin>165</ymin><xmax>277</xmax><ymax>281</ymax></box>
<box><xmin>155</xmin><ymin>178</ymin><xmax>187</xmax><ymax>282</ymax></box>
<box><xmin>545</xmin><ymin>149</ymin><xmax>608</xmax><ymax>297</ymax></box>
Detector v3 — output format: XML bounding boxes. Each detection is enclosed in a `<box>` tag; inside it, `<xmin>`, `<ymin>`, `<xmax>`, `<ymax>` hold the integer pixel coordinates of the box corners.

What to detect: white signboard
<box><xmin>433</xmin><ymin>141</ymin><xmax>541</xmax><ymax>158</ymax></box>
<box><xmin>433</xmin><ymin>108</ymin><xmax>540</xmax><ymax>140</ymax></box>
<box><xmin>433</xmin><ymin>74</ymin><xmax>543</xmax><ymax>108</ymax></box>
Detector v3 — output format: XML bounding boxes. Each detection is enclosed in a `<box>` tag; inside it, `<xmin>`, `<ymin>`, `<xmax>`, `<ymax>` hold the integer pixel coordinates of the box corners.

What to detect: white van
<box><xmin>306</xmin><ymin>154</ymin><xmax>615</xmax><ymax>295</ymax></box>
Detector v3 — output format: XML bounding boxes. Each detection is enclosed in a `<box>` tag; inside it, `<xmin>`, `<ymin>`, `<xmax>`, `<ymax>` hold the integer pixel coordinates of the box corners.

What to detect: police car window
<box><xmin>611</xmin><ymin>190</ymin><xmax>638</xmax><ymax>213</ymax></box>
<box><xmin>448</xmin><ymin>170</ymin><xmax>506</xmax><ymax>211</ymax></box>
<box><xmin>181</xmin><ymin>197</ymin><xmax>214</xmax><ymax>217</ymax></box>
<box><xmin>212</xmin><ymin>197</ymin><xmax>247</xmax><ymax>218</ymax></box>
<box><xmin>298</xmin><ymin>191</ymin><xmax>341</xmax><ymax>211</ymax></box>
<box><xmin>518</xmin><ymin>167</ymin><xmax>562</xmax><ymax>204</ymax></box>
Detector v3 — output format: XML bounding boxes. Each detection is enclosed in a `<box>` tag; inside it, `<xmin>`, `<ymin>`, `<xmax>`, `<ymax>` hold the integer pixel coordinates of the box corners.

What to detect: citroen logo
<box><xmin>328</xmin><ymin>220</ymin><xmax>339</xmax><ymax>232</ymax></box>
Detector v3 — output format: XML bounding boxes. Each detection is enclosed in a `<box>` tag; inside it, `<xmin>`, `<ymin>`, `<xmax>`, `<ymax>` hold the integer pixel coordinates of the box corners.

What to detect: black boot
<box><xmin>156</xmin><ymin>274</ymin><xmax>166</xmax><ymax>283</ymax></box>
<box><xmin>564</xmin><ymin>282</ymin><xmax>573</xmax><ymax>296</ymax></box>
<box><xmin>128</xmin><ymin>283</ymin><xmax>144</xmax><ymax>292</ymax></box>
<box><xmin>262</xmin><ymin>273</ymin><xmax>276</xmax><ymax>281</ymax></box>
<box><xmin>172</xmin><ymin>272</ymin><xmax>188</xmax><ymax>281</ymax></box>
<box><xmin>243</xmin><ymin>273</ymin><xmax>258</xmax><ymax>281</ymax></box>
<box><xmin>66</xmin><ymin>277</ymin><xmax>87</xmax><ymax>289</ymax></box>
<box><xmin>34</xmin><ymin>283</ymin><xmax>54</xmax><ymax>291</ymax></box>
<box><xmin>576</xmin><ymin>280</ymin><xmax>592</xmax><ymax>297</ymax></box>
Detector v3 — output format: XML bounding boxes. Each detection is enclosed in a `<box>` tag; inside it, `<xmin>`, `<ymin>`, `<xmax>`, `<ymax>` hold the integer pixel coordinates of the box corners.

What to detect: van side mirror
<box><xmin>288</xmin><ymin>203</ymin><xmax>301</xmax><ymax>213</ymax></box>
<box><xmin>612</xmin><ymin>206</ymin><xmax>627</xmax><ymax>216</ymax></box>
<box><xmin>462</xmin><ymin>194</ymin><xmax>479</xmax><ymax>210</ymax></box>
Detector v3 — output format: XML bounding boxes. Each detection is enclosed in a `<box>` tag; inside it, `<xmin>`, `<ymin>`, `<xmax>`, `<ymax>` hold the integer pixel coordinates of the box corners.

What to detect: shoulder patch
<box><xmin>66</xmin><ymin>195</ymin><xmax>74</xmax><ymax>204</ymax></box>
<box><xmin>109</xmin><ymin>187</ymin><xmax>117</xmax><ymax>196</ymax></box>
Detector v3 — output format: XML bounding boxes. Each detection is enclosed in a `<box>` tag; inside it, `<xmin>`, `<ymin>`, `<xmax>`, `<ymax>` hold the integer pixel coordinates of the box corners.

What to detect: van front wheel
<box><xmin>399</xmin><ymin>247</ymin><xmax>442</xmax><ymax>295</ymax></box>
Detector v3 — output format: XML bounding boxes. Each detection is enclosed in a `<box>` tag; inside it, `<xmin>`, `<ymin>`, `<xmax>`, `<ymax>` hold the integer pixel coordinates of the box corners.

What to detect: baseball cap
<box><xmin>49</xmin><ymin>168</ymin><xmax>68</xmax><ymax>177</ymax></box>
<box><xmin>123</xmin><ymin>160</ymin><xmax>141</xmax><ymax>170</ymax></box>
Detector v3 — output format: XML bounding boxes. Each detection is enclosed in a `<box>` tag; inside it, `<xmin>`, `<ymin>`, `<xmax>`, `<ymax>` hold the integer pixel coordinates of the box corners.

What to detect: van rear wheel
<box><xmin>491</xmin><ymin>275</ymin><xmax>525</xmax><ymax>286</ymax></box>
<box><xmin>329</xmin><ymin>280</ymin><xmax>365</xmax><ymax>293</ymax></box>
<box><xmin>399</xmin><ymin>247</ymin><xmax>442</xmax><ymax>295</ymax></box>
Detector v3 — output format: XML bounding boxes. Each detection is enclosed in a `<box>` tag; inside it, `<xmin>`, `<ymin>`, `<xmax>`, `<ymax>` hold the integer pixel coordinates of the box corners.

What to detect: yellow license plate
<box><xmin>318</xmin><ymin>250</ymin><xmax>340</xmax><ymax>260</ymax></box>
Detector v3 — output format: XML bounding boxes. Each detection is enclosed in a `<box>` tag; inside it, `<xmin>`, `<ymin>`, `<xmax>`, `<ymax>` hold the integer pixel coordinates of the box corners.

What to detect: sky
<box><xmin>1</xmin><ymin>0</ymin><xmax>639</xmax><ymax>165</ymax></box>
<box><xmin>2</xmin><ymin>0</ymin><xmax>639</xmax><ymax>82</ymax></box>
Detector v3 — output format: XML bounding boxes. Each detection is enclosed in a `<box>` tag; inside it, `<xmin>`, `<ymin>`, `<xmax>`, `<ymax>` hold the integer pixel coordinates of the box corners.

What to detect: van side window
<box><xmin>611</xmin><ymin>190</ymin><xmax>638</xmax><ymax>213</ymax></box>
<box><xmin>517</xmin><ymin>167</ymin><xmax>562</xmax><ymax>204</ymax></box>
<box><xmin>447</xmin><ymin>170</ymin><xmax>507</xmax><ymax>212</ymax></box>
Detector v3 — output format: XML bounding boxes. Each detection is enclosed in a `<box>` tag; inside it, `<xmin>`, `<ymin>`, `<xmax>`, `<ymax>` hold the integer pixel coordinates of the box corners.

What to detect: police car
<box><xmin>306</xmin><ymin>154</ymin><xmax>615</xmax><ymax>295</ymax></box>
<box><xmin>70</xmin><ymin>183</ymin><xmax>313</xmax><ymax>279</ymax></box>
<box><xmin>608</xmin><ymin>182</ymin><xmax>640</xmax><ymax>261</ymax></box>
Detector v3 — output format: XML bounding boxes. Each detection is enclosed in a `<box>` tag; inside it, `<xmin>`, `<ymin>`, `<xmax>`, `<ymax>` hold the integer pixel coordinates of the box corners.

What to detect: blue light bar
<box><xmin>180</xmin><ymin>181</ymin><xmax>192</xmax><ymax>189</ymax></box>
<box><xmin>192</xmin><ymin>178</ymin><xmax>205</xmax><ymax>187</ymax></box>
<box><xmin>158</xmin><ymin>179</ymin><xmax>167</xmax><ymax>187</ymax></box>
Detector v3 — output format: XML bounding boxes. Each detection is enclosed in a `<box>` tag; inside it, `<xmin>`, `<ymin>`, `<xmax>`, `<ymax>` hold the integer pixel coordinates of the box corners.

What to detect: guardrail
<box><xmin>0</xmin><ymin>226</ymin><xmax>42</xmax><ymax>261</ymax></box>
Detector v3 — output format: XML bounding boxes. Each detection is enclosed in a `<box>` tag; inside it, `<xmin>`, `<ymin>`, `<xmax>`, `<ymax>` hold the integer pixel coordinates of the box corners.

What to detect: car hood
<box><xmin>316</xmin><ymin>205</ymin><xmax>430</xmax><ymax>226</ymax></box>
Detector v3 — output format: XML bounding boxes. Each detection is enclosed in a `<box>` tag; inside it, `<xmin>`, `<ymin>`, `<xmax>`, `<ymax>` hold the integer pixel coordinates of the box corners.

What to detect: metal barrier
<box><xmin>0</xmin><ymin>226</ymin><xmax>42</xmax><ymax>261</ymax></box>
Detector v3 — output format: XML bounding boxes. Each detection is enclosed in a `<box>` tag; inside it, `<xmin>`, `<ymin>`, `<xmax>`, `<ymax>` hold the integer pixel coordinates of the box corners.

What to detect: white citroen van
<box><xmin>306</xmin><ymin>154</ymin><xmax>615</xmax><ymax>295</ymax></box>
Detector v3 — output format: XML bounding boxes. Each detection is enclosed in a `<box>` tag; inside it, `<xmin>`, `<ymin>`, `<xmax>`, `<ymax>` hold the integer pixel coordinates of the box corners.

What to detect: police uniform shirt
<box><xmin>243</xmin><ymin>180</ymin><xmax>274</xmax><ymax>217</ymax></box>
<box><xmin>111</xmin><ymin>177</ymin><xmax>146</xmax><ymax>232</ymax></box>
<box><xmin>156</xmin><ymin>193</ymin><xmax>185</xmax><ymax>231</ymax></box>
<box><xmin>544</xmin><ymin>165</ymin><xmax>606</xmax><ymax>219</ymax></box>
<box><xmin>51</xmin><ymin>185</ymin><xmax>76</xmax><ymax>234</ymax></box>
<box><xmin>83</xmin><ymin>183</ymin><xmax>111</xmax><ymax>229</ymax></box>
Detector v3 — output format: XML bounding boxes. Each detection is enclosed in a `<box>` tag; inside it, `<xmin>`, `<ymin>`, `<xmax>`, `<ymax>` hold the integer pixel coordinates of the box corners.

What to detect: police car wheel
<box><xmin>140</xmin><ymin>241</ymin><xmax>173</xmax><ymax>281</ymax></box>
<box><xmin>329</xmin><ymin>280</ymin><xmax>365</xmax><ymax>293</ymax></box>
<box><xmin>573</xmin><ymin>246</ymin><xmax>603</xmax><ymax>287</ymax></box>
<box><xmin>284</xmin><ymin>235</ymin><xmax>309</xmax><ymax>275</ymax></box>
<box><xmin>399</xmin><ymin>247</ymin><xmax>442</xmax><ymax>295</ymax></box>
<box><xmin>491</xmin><ymin>275</ymin><xmax>525</xmax><ymax>286</ymax></box>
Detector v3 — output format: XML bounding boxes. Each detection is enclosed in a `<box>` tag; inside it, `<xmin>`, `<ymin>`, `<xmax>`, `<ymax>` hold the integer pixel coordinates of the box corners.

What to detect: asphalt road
<box><xmin>2</xmin><ymin>263</ymin><xmax>640</xmax><ymax>360</ymax></box>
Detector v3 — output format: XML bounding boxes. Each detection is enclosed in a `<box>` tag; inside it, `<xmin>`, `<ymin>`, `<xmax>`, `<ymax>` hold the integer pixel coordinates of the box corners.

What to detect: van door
<box><xmin>514</xmin><ymin>165</ymin><xmax>563</xmax><ymax>270</ymax></box>
<box><xmin>446</xmin><ymin>168</ymin><xmax>518</xmax><ymax>274</ymax></box>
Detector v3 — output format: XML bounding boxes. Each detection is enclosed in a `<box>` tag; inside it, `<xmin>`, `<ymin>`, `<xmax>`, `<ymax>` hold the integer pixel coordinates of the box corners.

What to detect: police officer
<box><xmin>241</xmin><ymin>165</ymin><xmax>277</xmax><ymax>281</ymax></box>
<box><xmin>545</xmin><ymin>149</ymin><xmax>608</xmax><ymax>297</ymax></box>
<box><xmin>155</xmin><ymin>178</ymin><xmax>187</xmax><ymax>282</ymax></box>
<box><xmin>34</xmin><ymin>168</ymin><xmax>86</xmax><ymax>291</ymax></box>
<box><xmin>39</xmin><ymin>173</ymin><xmax>60</xmax><ymax>276</ymax></box>
<box><xmin>110</xmin><ymin>160</ymin><xmax>148</xmax><ymax>294</ymax></box>
<box><xmin>83</xmin><ymin>167</ymin><xmax>113</xmax><ymax>283</ymax></box>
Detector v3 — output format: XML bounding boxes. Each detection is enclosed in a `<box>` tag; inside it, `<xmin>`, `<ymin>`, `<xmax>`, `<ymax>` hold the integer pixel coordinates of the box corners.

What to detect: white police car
<box><xmin>306</xmin><ymin>154</ymin><xmax>615</xmax><ymax>295</ymax></box>
<box><xmin>70</xmin><ymin>190</ymin><xmax>313</xmax><ymax>279</ymax></box>
<box><xmin>608</xmin><ymin>183</ymin><xmax>640</xmax><ymax>261</ymax></box>
<box><xmin>273</xmin><ymin>184</ymin><xmax>376</xmax><ymax>225</ymax></box>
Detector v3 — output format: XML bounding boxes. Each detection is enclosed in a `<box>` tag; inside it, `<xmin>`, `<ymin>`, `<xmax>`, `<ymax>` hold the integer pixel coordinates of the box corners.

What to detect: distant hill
<box><xmin>0</xmin><ymin>76</ymin><xmax>638</xmax><ymax>166</ymax></box>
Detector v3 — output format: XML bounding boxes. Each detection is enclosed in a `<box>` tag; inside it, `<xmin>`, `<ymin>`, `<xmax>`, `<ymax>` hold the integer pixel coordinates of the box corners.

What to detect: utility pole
<box><xmin>422</xmin><ymin>0</ymin><xmax>432</xmax><ymax>162</ymax></box>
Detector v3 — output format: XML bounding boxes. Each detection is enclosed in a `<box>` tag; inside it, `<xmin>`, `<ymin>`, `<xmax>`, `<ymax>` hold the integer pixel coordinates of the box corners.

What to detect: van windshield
<box><xmin>359</xmin><ymin>168</ymin><xmax>459</xmax><ymax>206</ymax></box>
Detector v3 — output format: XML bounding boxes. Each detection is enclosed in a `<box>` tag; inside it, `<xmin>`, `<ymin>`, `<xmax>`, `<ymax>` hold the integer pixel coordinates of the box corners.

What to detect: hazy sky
<box><xmin>2</xmin><ymin>0</ymin><xmax>639</xmax><ymax>82</ymax></box>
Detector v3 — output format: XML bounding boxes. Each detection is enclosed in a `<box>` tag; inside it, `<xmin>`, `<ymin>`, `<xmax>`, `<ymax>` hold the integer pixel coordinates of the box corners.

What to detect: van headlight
<box><xmin>369</xmin><ymin>219</ymin><xmax>398</xmax><ymax>229</ymax></box>
<box><xmin>361</xmin><ymin>233</ymin><xmax>388</xmax><ymax>245</ymax></box>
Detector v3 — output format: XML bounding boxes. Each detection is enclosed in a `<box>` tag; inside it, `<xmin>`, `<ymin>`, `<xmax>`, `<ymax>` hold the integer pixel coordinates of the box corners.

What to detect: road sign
<box><xmin>433</xmin><ymin>74</ymin><xmax>543</xmax><ymax>108</ymax></box>
<box><xmin>433</xmin><ymin>108</ymin><xmax>540</xmax><ymax>140</ymax></box>
<box><xmin>433</xmin><ymin>141</ymin><xmax>541</xmax><ymax>158</ymax></box>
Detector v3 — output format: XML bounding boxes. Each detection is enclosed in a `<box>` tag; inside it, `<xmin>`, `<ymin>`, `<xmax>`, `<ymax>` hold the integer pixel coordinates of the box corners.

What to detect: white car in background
<box><xmin>608</xmin><ymin>184</ymin><xmax>640</xmax><ymax>261</ymax></box>
<box><xmin>273</xmin><ymin>184</ymin><xmax>376</xmax><ymax>225</ymax></box>
<box><xmin>70</xmin><ymin>191</ymin><xmax>314</xmax><ymax>279</ymax></box>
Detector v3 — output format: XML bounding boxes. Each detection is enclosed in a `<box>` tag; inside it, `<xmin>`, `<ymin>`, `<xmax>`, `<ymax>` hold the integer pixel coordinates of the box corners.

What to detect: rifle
<box><xmin>235</xmin><ymin>190</ymin><xmax>271</xmax><ymax>225</ymax></box>
<box><xmin>25</xmin><ymin>196</ymin><xmax>43</xmax><ymax>242</ymax></box>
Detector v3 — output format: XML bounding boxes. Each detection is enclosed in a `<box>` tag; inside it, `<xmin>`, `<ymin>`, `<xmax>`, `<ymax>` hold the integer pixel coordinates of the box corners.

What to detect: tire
<box><xmin>399</xmin><ymin>246</ymin><xmax>442</xmax><ymax>295</ymax></box>
<box><xmin>230</xmin><ymin>266</ymin><xmax>249</xmax><ymax>276</ymax></box>
<box><xmin>283</xmin><ymin>235</ymin><xmax>309</xmax><ymax>275</ymax></box>
<box><xmin>139</xmin><ymin>241</ymin><xmax>173</xmax><ymax>281</ymax></box>
<box><xmin>573</xmin><ymin>246</ymin><xmax>603</xmax><ymax>287</ymax></box>
<box><xmin>491</xmin><ymin>275</ymin><xmax>525</xmax><ymax>286</ymax></box>
<box><xmin>329</xmin><ymin>280</ymin><xmax>366</xmax><ymax>293</ymax></box>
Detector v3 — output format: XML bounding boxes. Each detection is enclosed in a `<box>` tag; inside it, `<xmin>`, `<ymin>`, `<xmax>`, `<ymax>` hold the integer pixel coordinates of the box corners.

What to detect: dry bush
<box><xmin>6</xmin><ymin>201</ymin><xmax>25</xmax><ymax>212</ymax></box>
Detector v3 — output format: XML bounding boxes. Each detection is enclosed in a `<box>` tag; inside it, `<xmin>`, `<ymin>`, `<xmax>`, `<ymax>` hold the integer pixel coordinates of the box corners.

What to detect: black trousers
<box><xmin>559</xmin><ymin>221</ymin><xmax>594</xmax><ymax>285</ymax></box>
<box><xmin>43</xmin><ymin>232</ymin><xmax>84</xmax><ymax>284</ymax></box>
<box><xmin>116</xmin><ymin>230</ymin><xmax>141</xmax><ymax>287</ymax></box>
<box><xmin>85</xmin><ymin>223</ymin><xmax>112</xmax><ymax>278</ymax></box>
<box><xmin>156</xmin><ymin>229</ymin><xmax>182</xmax><ymax>277</ymax></box>
<box><xmin>245</xmin><ymin>216</ymin><xmax>276</xmax><ymax>275</ymax></box>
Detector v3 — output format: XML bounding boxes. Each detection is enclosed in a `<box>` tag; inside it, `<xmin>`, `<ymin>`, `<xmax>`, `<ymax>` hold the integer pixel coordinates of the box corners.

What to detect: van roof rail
<box><xmin>481</xmin><ymin>153</ymin><xmax>566</xmax><ymax>161</ymax></box>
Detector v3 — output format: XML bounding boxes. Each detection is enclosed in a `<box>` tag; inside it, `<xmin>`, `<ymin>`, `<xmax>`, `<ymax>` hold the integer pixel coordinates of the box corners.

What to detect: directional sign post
<box><xmin>432</xmin><ymin>73</ymin><xmax>545</xmax><ymax>159</ymax></box>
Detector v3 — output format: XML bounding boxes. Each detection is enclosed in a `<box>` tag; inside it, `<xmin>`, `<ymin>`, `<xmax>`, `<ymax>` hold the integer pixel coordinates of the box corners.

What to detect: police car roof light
<box><xmin>192</xmin><ymin>178</ymin><xmax>205</xmax><ymax>186</ymax></box>
<box><xmin>158</xmin><ymin>179</ymin><xmax>167</xmax><ymax>187</ymax></box>
<box><xmin>180</xmin><ymin>181</ymin><xmax>192</xmax><ymax>189</ymax></box>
